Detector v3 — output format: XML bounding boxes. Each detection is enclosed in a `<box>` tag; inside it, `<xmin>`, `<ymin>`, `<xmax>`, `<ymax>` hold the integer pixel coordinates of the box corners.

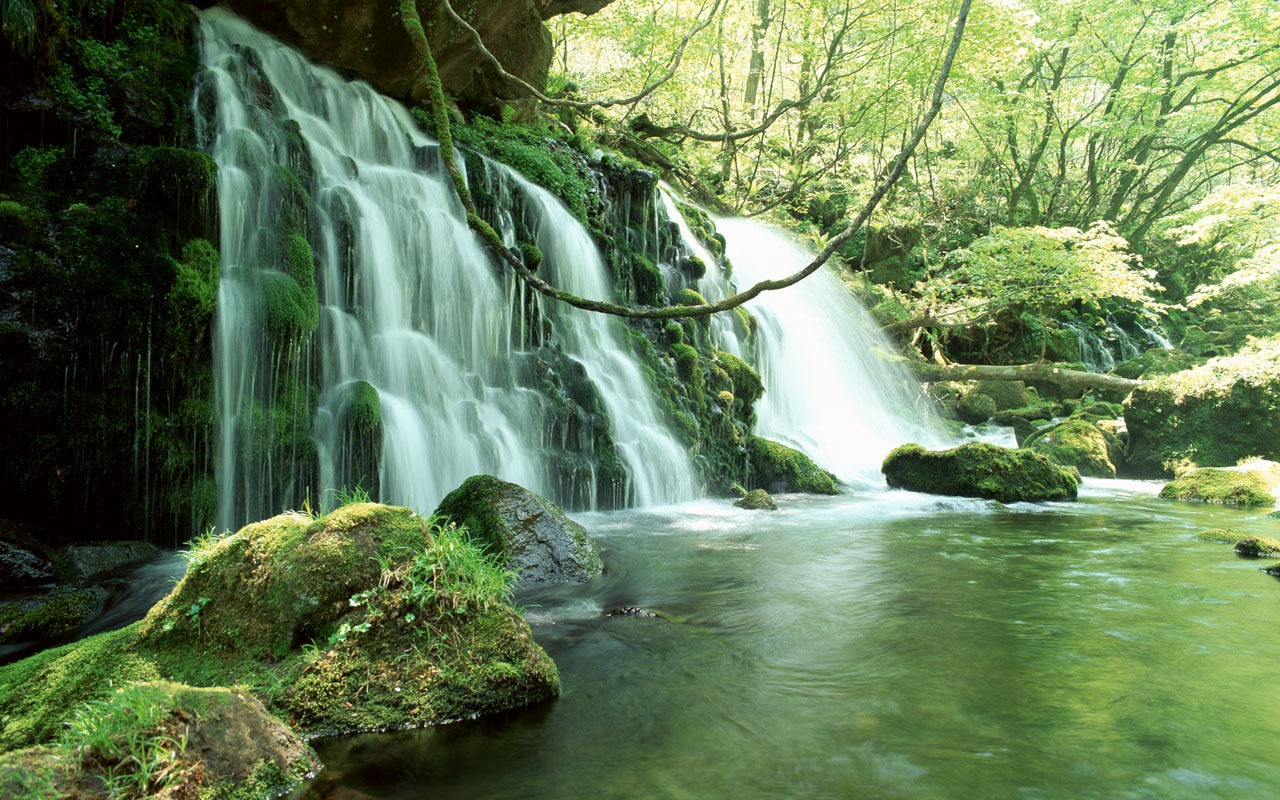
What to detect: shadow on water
<box><xmin>305</xmin><ymin>484</ymin><xmax>1280</xmax><ymax>800</ymax></box>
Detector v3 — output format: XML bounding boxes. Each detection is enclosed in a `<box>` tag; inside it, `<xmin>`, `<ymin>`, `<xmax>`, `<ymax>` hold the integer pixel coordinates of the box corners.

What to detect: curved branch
<box><xmin>910</xmin><ymin>361</ymin><xmax>1145</xmax><ymax>394</ymax></box>
<box><xmin>404</xmin><ymin>0</ymin><xmax>972</xmax><ymax>319</ymax></box>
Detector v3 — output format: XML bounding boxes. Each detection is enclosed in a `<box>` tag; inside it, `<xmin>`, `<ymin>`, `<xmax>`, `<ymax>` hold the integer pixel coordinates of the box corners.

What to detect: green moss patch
<box><xmin>882</xmin><ymin>442</ymin><xmax>1079</xmax><ymax>503</ymax></box>
<box><xmin>747</xmin><ymin>437</ymin><xmax>838</xmax><ymax>495</ymax></box>
<box><xmin>1023</xmin><ymin>417</ymin><xmax>1118</xmax><ymax>478</ymax></box>
<box><xmin>1158</xmin><ymin>465</ymin><xmax>1278</xmax><ymax>506</ymax></box>
<box><xmin>0</xmin><ymin>587</ymin><xmax>101</xmax><ymax>645</ymax></box>
<box><xmin>1194</xmin><ymin>528</ymin><xmax>1242</xmax><ymax>544</ymax></box>
<box><xmin>1234</xmin><ymin>535</ymin><xmax>1280</xmax><ymax>558</ymax></box>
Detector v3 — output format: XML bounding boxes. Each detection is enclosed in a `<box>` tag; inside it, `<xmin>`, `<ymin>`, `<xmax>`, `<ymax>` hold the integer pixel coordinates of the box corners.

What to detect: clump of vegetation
<box><xmin>1234</xmin><ymin>536</ymin><xmax>1280</xmax><ymax>559</ymax></box>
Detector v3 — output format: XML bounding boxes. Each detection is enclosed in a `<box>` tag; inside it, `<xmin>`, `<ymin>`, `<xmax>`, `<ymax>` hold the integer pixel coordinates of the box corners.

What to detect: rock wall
<box><xmin>209</xmin><ymin>0</ymin><xmax>617</xmax><ymax>109</ymax></box>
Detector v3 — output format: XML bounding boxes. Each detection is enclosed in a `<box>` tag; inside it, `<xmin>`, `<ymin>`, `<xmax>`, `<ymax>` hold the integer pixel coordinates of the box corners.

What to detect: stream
<box><xmin>305</xmin><ymin>481</ymin><xmax>1280</xmax><ymax>800</ymax></box>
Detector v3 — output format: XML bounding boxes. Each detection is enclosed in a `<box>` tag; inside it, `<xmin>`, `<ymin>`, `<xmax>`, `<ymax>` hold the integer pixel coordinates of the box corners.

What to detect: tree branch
<box><xmin>910</xmin><ymin>361</ymin><xmax>1146</xmax><ymax>393</ymax></box>
<box><xmin>402</xmin><ymin>0</ymin><xmax>972</xmax><ymax>319</ymax></box>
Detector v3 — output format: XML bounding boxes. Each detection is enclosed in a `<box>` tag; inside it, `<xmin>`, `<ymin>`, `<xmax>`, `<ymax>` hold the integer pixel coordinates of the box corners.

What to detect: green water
<box><xmin>307</xmin><ymin>482</ymin><xmax>1280</xmax><ymax>799</ymax></box>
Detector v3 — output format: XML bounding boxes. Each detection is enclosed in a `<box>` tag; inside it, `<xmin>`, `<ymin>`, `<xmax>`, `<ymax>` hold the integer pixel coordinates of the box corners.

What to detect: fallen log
<box><xmin>908</xmin><ymin>361</ymin><xmax>1145</xmax><ymax>394</ymax></box>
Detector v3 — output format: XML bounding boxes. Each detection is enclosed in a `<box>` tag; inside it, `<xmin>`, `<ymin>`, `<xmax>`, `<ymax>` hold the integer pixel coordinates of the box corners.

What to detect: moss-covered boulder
<box><xmin>734</xmin><ymin>489</ymin><xmax>778</xmax><ymax>511</ymax></box>
<box><xmin>975</xmin><ymin>380</ymin><xmax>1039</xmax><ymax>411</ymax></box>
<box><xmin>1112</xmin><ymin>348</ymin><xmax>1203</xmax><ymax>380</ymax></box>
<box><xmin>1124</xmin><ymin>336</ymin><xmax>1280</xmax><ymax>475</ymax></box>
<box><xmin>0</xmin><ymin>540</ymin><xmax>53</xmax><ymax>590</ymax></box>
<box><xmin>882</xmin><ymin>442</ymin><xmax>1079</xmax><ymax>503</ymax></box>
<box><xmin>747</xmin><ymin>437</ymin><xmax>839</xmax><ymax>495</ymax></box>
<box><xmin>0</xmin><ymin>503</ymin><xmax>558</xmax><ymax>750</ymax></box>
<box><xmin>1234</xmin><ymin>536</ymin><xmax>1280</xmax><ymax>558</ymax></box>
<box><xmin>1194</xmin><ymin>528</ymin><xmax>1241</xmax><ymax>544</ymax></box>
<box><xmin>0</xmin><ymin>681</ymin><xmax>318</xmax><ymax>800</ymax></box>
<box><xmin>435</xmin><ymin>476</ymin><xmax>603</xmax><ymax>585</ymax></box>
<box><xmin>0</xmin><ymin>586</ymin><xmax>102</xmax><ymax>646</ymax></box>
<box><xmin>1158</xmin><ymin>463</ymin><xmax>1280</xmax><ymax>507</ymax></box>
<box><xmin>957</xmin><ymin>392</ymin><xmax>998</xmax><ymax>424</ymax></box>
<box><xmin>1022</xmin><ymin>417</ymin><xmax>1120</xmax><ymax>479</ymax></box>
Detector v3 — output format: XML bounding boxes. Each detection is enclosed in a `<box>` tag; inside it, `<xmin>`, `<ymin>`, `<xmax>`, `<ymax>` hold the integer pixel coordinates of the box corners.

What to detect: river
<box><xmin>306</xmin><ymin>481</ymin><xmax>1280</xmax><ymax>800</ymax></box>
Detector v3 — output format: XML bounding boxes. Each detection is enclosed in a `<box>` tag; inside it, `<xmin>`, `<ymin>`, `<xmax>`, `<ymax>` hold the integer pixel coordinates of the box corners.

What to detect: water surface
<box><xmin>309</xmin><ymin>483</ymin><xmax>1280</xmax><ymax>799</ymax></box>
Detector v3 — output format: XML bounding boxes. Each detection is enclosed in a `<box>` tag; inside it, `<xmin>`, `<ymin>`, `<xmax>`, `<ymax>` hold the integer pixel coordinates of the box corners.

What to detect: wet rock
<box><xmin>60</xmin><ymin>541</ymin><xmax>160</xmax><ymax>582</ymax></box>
<box><xmin>604</xmin><ymin>606</ymin><xmax>659</xmax><ymax>618</ymax></box>
<box><xmin>0</xmin><ymin>586</ymin><xmax>103</xmax><ymax>645</ymax></box>
<box><xmin>435</xmin><ymin>475</ymin><xmax>603</xmax><ymax>585</ymax></box>
<box><xmin>1233</xmin><ymin>535</ymin><xmax>1280</xmax><ymax>559</ymax></box>
<box><xmin>734</xmin><ymin>489</ymin><xmax>778</xmax><ymax>511</ymax></box>
<box><xmin>0</xmin><ymin>541</ymin><xmax>53</xmax><ymax>590</ymax></box>
<box><xmin>747</xmin><ymin>437</ymin><xmax>838</xmax><ymax>495</ymax></box>
<box><xmin>1022</xmin><ymin>417</ymin><xmax>1120</xmax><ymax>479</ymax></box>
<box><xmin>882</xmin><ymin>442</ymin><xmax>1079</xmax><ymax>503</ymax></box>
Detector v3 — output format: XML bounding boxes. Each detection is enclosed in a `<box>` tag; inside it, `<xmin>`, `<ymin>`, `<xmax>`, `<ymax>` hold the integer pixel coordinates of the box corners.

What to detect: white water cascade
<box><xmin>197</xmin><ymin>9</ymin><xmax>693</xmax><ymax>529</ymax></box>
<box><xmin>714</xmin><ymin>218</ymin><xmax>952</xmax><ymax>488</ymax></box>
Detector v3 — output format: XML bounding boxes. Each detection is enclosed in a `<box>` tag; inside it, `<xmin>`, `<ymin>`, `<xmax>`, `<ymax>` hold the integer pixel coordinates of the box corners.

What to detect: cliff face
<box><xmin>213</xmin><ymin>0</ymin><xmax>616</xmax><ymax>109</ymax></box>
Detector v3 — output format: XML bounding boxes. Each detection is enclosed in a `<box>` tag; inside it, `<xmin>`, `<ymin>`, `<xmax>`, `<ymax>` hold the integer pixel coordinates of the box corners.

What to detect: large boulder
<box><xmin>747</xmin><ymin>437</ymin><xmax>838</xmax><ymax>495</ymax></box>
<box><xmin>214</xmin><ymin>0</ymin><xmax>617</xmax><ymax>109</ymax></box>
<box><xmin>1023</xmin><ymin>417</ymin><xmax>1121</xmax><ymax>478</ymax></box>
<box><xmin>1158</xmin><ymin>462</ymin><xmax>1280</xmax><ymax>507</ymax></box>
<box><xmin>0</xmin><ymin>503</ymin><xmax>558</xmax><ymax>749</ymax></box>
<box><xmin>435</xmin><ymin>475</ymin><xmax>603</xmax><ymax>584</ymax></box>
<box><xmin>0</xmin><ymin>541</ymin><xmax>53</xmax><ymax>590</ymax></box>
<box><xmin>1124</xmin><ymin>336</ymin><xmax>1280</xmax><ymax>476</ymax></box>
<box><xmin>882</xmin><ymin>442</ymin><xmax>1079</xmax><ymax>503</ymax></box>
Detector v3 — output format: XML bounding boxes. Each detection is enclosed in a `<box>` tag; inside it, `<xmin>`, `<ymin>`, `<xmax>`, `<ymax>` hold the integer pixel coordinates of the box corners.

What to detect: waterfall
<box><xmin>1065</xmin><ymin>312</ymin><xmax>1172</xmax><ymax>373</ymax></box>
<box><xmin>713</xmin><ymin>218</ymin><xmax>951</xmax><ymax>488</ymax></box>
<box><xmin>197</xmin><ymin>9</ymin><xmax>693</xmax><ymax>529</ymax></box>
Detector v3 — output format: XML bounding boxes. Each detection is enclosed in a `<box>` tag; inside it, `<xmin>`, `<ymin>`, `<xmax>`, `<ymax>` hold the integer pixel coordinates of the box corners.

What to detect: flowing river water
<box><xmin>305</xmin><ymin>482</ymin><xmax>1280</xmax><ymax>800</ymax></box>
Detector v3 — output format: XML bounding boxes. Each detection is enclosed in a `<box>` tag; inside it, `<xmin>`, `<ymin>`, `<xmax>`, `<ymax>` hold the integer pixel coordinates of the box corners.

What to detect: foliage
<box><xmin>920</xmin><ymin>222</ymin><xmax>1164</xmax><ymax>323</ymax></box>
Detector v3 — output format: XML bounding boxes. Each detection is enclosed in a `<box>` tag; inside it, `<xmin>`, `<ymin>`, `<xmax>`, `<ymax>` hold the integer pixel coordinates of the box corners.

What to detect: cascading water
<box><xmin>713</xmin><ymin>218</ymin><xmax>952</xmax><ymax>487</ymax></box>
<box><xmin>197</xmin><ymin>9</ymin><xmax>693</xmax><ymax>529</ymax></box>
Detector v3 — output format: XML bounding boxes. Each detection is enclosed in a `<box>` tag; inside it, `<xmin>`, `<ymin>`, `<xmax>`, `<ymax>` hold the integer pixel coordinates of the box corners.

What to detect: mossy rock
<box><xmin>1124</xmin><ymin>337</ymin><xmax>1280</xmax><ymax>476</ymax></box>
<box><xmin>1234</xmin><ymin>535</ymin><xmax>1280</xmax><ymax>558</ymax></box>
<box><xmin>1111</xmin><ymin>348</ymin><xmax>1203</xmax><ymax>380</ymax></box>
<box><xmin>714</xmin><ymin>351</ymin><xmax>764</xmax><ymax>411</ymax></box>
<box><xmin>0</xmin><ymin>504</ymin><xmax>559</xmax><ymax>749</ymax></box>
<box><xmin>1194</xmin><ymin>528</ymin><xmax>1241</xmax><ymax>544</ymax></box>
<box><xmin>747</xmin><ymin>438</ymin><xmax>838</xmax><ymax>495</ymax></box>
<box><xmin>0</xmin><ymin>586</ymin><xmax>102</xmax><ymax>646</ymax></box>
<box><xmin>734</xmin><ymin>489</ymin><xmax>778</xmax><ymax>511</ymax></box>
<box><xmin>434</xmin><ymin>475</ymin><xmax>603</xmax><ymax>585</ymax></box>
<box><xmin>0</xmin><ymin>681</ymin><xmax>317</xmax><ymax>799</ymax></box>
<box><xmin>991</xmin><ymin>401</ymin><xmax>1059</xmax><ymax>425</ymax></box>
<box><xmin>882</xmin><ymin>442</ymin><xmax>1079</xmax><ymax>503</ymax></box>
<box><xmin>1158</xmin><ymin>464</ymin><xmax>1279</xmax><ymax>507</ymax></box>
<box><xmin>1022</xmin><ymin>418</ymin><xmax>1118</xmax><ymax>479</ymax></box>
<box><xmin>974</xmin><ymin>380</ymin><xmax>1039</xmax><ymax>412</ymax></box>
<box><xmin>957</xmin><ymin>392</ymin><xmax>997</xmax><ymax>424</ymax></box>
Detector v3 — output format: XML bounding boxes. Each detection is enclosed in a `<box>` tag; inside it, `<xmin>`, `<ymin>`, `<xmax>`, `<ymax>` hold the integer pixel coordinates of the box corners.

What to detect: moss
<box><xmin>957</xmin><ymin>392</ymin><xmax>997</xmax><ymax>424</ymax></box>
<box><xmin>1023</xmin><ymin>417</ymin><xmax>1118</xmax><ymax>478</ymax></box>
<box><xmin>254</xmin><ymin>270</ymin><xmax>319</xmax><ymax>340</ymax></box>
<box><xmin>714</xmin><ymin>351</ymin><xmax>764</xmax><ymax>414</ymax></box>
<box><xmin>0</xmin><ymin>624</ymin><xmax>162</xmax><ymax>751</ymax></box>
<box><xmin>341</xmin><ymin>380</ymin><xmax>382</xmax><ymax>434</ymax></box>
<box><xmin>0</xmin><ymin>681</ymin><xmax>316</xmax><ymax>798</ymax></box>
<box><xmin>670</xmin><ymin>342</ymin><xmax>701</xmax><ymax>384</ymax></box>
<box><xmin>974</xmin><ymin>380</ymin><xmax>1038</xmax><ymax>412</ymax></box>
<box><xmin>0</xmin><ymin>200</ymin><xmax>38</xmax><ymax>244</ymax></box>
<box><xmin>1124</xmin><ymin>336</ymin><xmax>1280</xmax><ymax>475</ymax></box>
<box><xmin>631</xmin><ymin>254</ymin><xmax>665</xmax><ymax>306</ymax></box>
<box><xmin>734</xmin><ymin>489</ymin><xmax>777</xmax><ymax>511</ymax></box>
<box><xmin>1158</xmin><ymin>467</ymin><xmax>1277</xmax><ymax>506</ymax></box>
<box><xmin>664</xmin><ymin>321</ymin><xmax>685</xmax><ymax>345</ymax></box>
<box><xmin>1234</xmin><ymin>535</ymin><xmax>1280</xmax><ymax>558</ymax></box>
<box><xmin>0</xmin><ymin>586</ymin><xmax>100</xmax><ymax>645</ymax></box>
<box><xmin>677</xmin><ymin>288</ymin><xmax>708</xmax><ymax>307</ymax></box>
<box><xmin>882</xmin><ymin>442</ymin><xmax>1080</xmax><ymax>503</ymax></box>
<box><xmin>1112</xmin><ymin>348</ymin><xmax>1204</xmax><ymax>380</ymax></box>
<box><xmin>1194</xmin><ymin>528</ymin><xmax>1241</xmax><ymax>544</ymax></box>
<box><xmin>748</xmin><ymin>437</ymin><xmax>838</xmax><ymax>495</ymax></box>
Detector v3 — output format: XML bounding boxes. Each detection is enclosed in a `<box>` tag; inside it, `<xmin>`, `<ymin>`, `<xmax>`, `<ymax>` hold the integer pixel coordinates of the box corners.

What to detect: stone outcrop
<box><xmin>435</xmin><ymin>475</ymin><xmax>604</xmax><ymax>584</ymax></box>
<box><xmin>1125</xmin><ymin>336</ymin><xmax>1280</xmax><ymax>475</ymax></box>
<box><xmin>882</xmin><ymin>442</ymin><xmax>1079</xmax><ymax>503</ymax></box>
<box><xmin>212</xmin><ymin>0</ymin><xmax>618</xmax><ymax>109</ymax></box>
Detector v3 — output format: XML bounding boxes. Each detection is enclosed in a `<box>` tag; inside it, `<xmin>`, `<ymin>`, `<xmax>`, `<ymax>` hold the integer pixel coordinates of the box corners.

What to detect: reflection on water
<box><xmin>308</xmin><ymin>483</ymin><xmax>1280</xmax><ymax>800</ymax></box>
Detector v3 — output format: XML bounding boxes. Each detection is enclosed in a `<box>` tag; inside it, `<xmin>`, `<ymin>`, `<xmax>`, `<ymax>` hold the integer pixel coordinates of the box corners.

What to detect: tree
<box><xmin>399</xmin><ymin>0</ymin><xmax>974</xmax><ymax>319</ymax></box>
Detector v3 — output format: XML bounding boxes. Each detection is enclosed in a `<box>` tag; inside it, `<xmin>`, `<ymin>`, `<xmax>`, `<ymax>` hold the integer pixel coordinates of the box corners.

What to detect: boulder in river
<box><xmin>0</xmin><ymin>503</ymin><xmax>559</xmax><ymax>750</ymax></box>
<box><xmin>435</xmin><ymin>475</ymin><xmax>603</xmax><ymax>585</ymax></box>
<box><xmin>882</xmin><ymin>442</ymin><xmax>1079</xmax><ymax>503</ymax></box>
<box><xmin>747</xmin><ymin>437</ymin><xmax>838</xmax><ymax>495</ymax></box>
<box><xmin>734</xmin><ymin>489</ymin><xmax>778</xmax><ymax>511</ymax></box>
<box><xmin>1158</xmin><ymin>461</ymin><xmax>1280</xmax><ymax>506</ymax></box>
<box><xmin>1022</xmin><ymin>417</ymin><xmax>1122</xmax><ymax>478</ymax></box>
